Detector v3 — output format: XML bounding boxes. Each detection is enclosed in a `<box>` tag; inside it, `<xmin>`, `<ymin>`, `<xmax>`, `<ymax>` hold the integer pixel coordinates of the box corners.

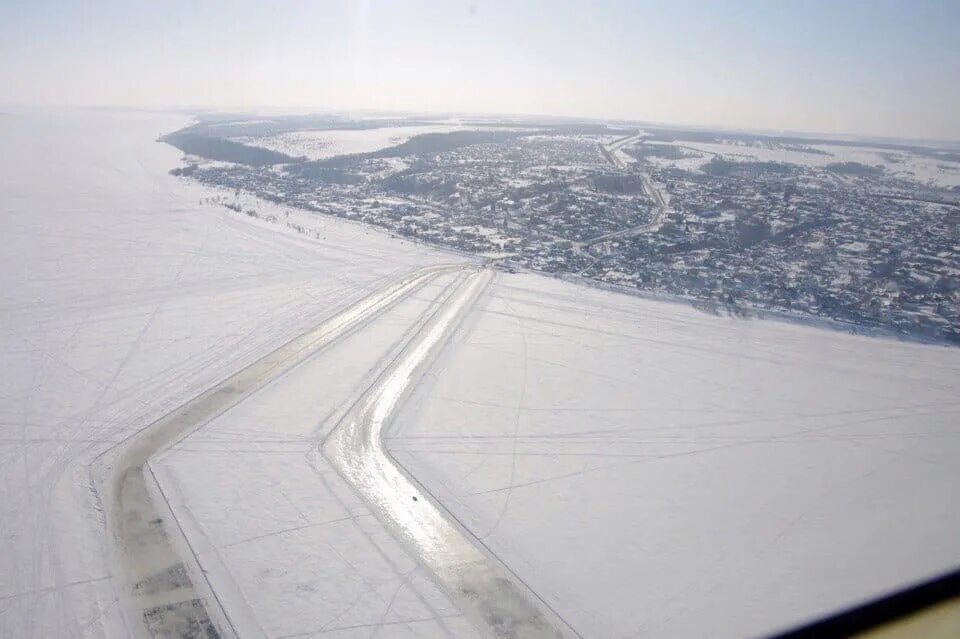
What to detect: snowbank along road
<box><xmin>324</xmin><ymin>268</ymin><xmax>577</xmax><ymax>639</ymax></box>
<box><xmin>95</xmin><ymin>263</ymin><xmax>464</xmax><ymax>638</ymax></box>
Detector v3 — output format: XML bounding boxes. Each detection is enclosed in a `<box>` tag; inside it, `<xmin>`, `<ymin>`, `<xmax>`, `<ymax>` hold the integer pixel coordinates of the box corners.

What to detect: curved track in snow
<box><xmin>324</xmin><ymin>269</ymin><xmax>577</xmax><ymax>639</ymax></box>
<box><xmin>587</xmin><ymin>135</ymin><xmax>670</xmax><ymax>245</ymax></box>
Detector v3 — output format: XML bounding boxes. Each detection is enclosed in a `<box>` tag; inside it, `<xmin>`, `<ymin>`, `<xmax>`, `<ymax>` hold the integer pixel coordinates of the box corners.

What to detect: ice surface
<box><xmin>388</xmin><ymin>272</ymin><xmax>960</xmax><ymax>638</ymax></box>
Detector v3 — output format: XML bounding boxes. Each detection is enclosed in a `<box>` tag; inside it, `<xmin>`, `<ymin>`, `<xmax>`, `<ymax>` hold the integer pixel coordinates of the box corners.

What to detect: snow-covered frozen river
<box><xmin>3</xmin><ymin>108</ymin><xmax>959</xmax><ymax>639</ymax></box>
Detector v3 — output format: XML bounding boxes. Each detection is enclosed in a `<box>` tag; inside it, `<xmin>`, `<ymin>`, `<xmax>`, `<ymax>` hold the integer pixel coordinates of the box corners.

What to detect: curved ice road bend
<box><xmin>324</xmin><ymin>269</ymin><xmax>577</xmax><ymax>639</ymax></box>
<box><xmin>93</xmin><ymin>263</ymin><xmax>465</xmax><ymax>639</ymax></box>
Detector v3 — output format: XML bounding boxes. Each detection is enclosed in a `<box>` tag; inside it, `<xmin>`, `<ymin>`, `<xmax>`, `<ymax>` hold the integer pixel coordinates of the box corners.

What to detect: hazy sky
<box><xmin>2</xmin><ymin>0</ymin><xmax>958</xmax><ymax>139</ymax></box>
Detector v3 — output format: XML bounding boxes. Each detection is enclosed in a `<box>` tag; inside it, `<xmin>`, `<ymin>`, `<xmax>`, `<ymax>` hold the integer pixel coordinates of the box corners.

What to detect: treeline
<box><xmin>702</xmin><ymin>156</ymin><xmax>795</xmax><ymax>177</ymax></box>
<box><xmin>824</xmin><ymin>162</ymin><xmax>884</xmax><ymax>176</ymax></box>
<box><xmin>590</xmin><ymin>174</ymin><xmax>647</xmax><ymax>194</ymax></box>
<box><xmin>644</xmin><ymin>127</ymin><xmax>959</xmax><ymax>162</ymax></box>
<box><xmin>174</xmin><ymin>115</ymin><xmax>442</xmax><ymax>139</ymax></box>
<box><xmin>161</xmin><ymin>133</ymin><xmax>305</xmax><ymax>167</ymax></box>
<box><xmin>626</xmin><ymin>144</ymin><xmax>698</xmax><ymax>161</ymax></box>
<box><xmin>291</xmin><ymin>130</ymin><xmax>524</xmax><ymax>177</ymax></box>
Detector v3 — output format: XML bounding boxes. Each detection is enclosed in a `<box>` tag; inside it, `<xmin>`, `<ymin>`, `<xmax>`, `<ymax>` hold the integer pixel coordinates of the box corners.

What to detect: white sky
<box><xmin>2</xmin><ymin>0</ymin><xmax>958</xmax><ymax>140</ymax></box>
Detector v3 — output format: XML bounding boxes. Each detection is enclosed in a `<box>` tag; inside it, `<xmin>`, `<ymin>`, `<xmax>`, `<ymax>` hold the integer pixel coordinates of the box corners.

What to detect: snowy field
<box><xmin>3</xmin><ymin>108</ymin><xmax>959</xmax><ymax>639</ymax></box>
<box><xmin>388</xmin><ymin>272</ymin><xmax>960</xmax><ymax>638</ymax></box>
<box><xmin>637</xmin><ymin>139</ymin><xmax>960</xmax><ymax>187</ymax></box>
<box><xmin>233</xmin><ymin>124</ymin><xmax>470</xmax><ymax>161</ymax></box>
<box><xmin>0</xmin><ymin>109</ymin><xmax>463</xmax><ymax>637</ymax></box>
<box><xmin>233</xmin><ymin>122</ymin><xmax>542</xmax><ymax>162</ymax></box>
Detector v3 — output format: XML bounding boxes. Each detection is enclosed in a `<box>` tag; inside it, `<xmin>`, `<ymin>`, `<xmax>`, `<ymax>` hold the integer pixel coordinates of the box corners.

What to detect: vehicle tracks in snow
<box><xmin>94</xmin><ymin>263</ymin><xmax>462</xmax><ymax>638</ymax></box>
<box><xmin>323</xmin><ymin>269</ymin><xmax>578</xmax><ymax>639</ymax></box>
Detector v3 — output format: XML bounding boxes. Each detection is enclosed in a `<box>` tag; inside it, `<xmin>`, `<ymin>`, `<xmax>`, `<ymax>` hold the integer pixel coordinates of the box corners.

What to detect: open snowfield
<box><xmin>233</xmin><ymin>122</ymin><xmax>542</xmax><ymax>162</ymax></box>
<box><xmin>388</xmin><ymin>272</ymin><xmax>960</xmax><ymax>638</ymax></box>
<box><xmin>2</xmin><ymin>108</ymin><xmax>959</xmax><ymax>639</ymax></box>
<box><xmin>233</xmin><ymin>125</ymin><xmax>471</xmax><ymax>161</ymax></box>
<box><xmin>0</xmin><ymin>109</ymin><xmax>464</xmax><ymax>637</ymax></box>
<box><xmin>638</xmin><ymin>139</ymin><xmax>960</xmax><ymax>187</ymax></box>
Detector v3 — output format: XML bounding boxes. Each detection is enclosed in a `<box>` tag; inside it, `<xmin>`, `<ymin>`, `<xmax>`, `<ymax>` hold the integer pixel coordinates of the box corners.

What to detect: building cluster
<box><xmin>178</xmin><ymin>129</ymin><xmax>960</xmax><ymax>344</ymax></box>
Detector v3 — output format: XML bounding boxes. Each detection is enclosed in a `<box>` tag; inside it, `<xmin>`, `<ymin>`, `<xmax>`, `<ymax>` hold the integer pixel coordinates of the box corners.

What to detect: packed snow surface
<box><xmin>322</xmin><ymin>268</ymin><xmax>571</xmax><ymax>637</ymax></box>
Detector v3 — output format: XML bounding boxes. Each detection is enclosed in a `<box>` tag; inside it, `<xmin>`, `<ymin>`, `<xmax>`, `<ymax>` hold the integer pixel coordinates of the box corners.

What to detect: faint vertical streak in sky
<box><xmin>353</xmin><ymin>0</ymin><xmax>372</xmax><ymax>97</ymax></box>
